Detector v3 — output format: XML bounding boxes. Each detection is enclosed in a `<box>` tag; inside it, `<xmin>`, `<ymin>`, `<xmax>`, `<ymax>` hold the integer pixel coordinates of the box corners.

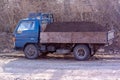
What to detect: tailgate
<box><xmin>107</xmin><ymin>29</ymin><xmax>115</xmax><ymax>45</ymax></box>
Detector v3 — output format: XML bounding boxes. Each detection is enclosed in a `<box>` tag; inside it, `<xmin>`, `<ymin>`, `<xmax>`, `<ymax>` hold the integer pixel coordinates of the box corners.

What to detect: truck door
<box><xmin>14</xmin><ymin>20</ymin><xmax>39</xmax><ymax>48</ymax></box>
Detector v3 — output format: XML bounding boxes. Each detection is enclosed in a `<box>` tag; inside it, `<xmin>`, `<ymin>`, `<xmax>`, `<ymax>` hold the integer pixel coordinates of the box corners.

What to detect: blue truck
<box><xmin>13</xmin><ymin>13</ymin><xmax>114</xmax><ymax>61</ymax></box>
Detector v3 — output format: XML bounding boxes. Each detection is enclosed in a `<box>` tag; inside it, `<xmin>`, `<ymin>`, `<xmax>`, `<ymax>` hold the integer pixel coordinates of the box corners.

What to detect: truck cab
<box><xmin>13</xmin><ymin>13</ymin><xmax>53</xmax><ymax>49</ymax></box>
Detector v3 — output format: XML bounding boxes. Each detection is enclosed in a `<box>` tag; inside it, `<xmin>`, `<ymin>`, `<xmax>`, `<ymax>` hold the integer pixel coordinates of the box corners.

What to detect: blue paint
<box><xmin>13</xmin><ymin>13</ymin><xmax>53</xmax><ymax>49</ymax></box>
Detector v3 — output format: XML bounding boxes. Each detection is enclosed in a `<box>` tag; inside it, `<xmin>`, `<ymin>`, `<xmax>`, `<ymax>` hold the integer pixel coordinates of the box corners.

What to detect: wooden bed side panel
<box><xmin>72</xmin><ymin>32</ymin><xmax>107</xmax><ymax>43</ymax></box>
<box><xmin>40</xmin><ymin>32</ymin><xmax>107</xmax><ymax>43</ymax></box>
<box><xmin>40</xmin><ymin>32</ymin><xmax>72</xmax><ymax>43</ymax></box>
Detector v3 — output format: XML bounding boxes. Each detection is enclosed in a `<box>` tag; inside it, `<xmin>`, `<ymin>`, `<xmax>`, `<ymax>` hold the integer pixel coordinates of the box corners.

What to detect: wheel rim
<box><xmin>77</xmin><ymin>48</ymin><xmax>85</xmax><ymax>57</ymax></box>
<box><xmin>25</xmin><ymin>45</ymin><xmax>37</xmax><ymax>57</ymax></box>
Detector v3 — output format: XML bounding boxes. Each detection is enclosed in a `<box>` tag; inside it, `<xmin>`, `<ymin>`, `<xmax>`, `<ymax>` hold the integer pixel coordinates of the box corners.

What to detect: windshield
<box><xmin>17</xmin><ymin>21</ymin><xmax>35</xmax><ymax>33</ymax></box>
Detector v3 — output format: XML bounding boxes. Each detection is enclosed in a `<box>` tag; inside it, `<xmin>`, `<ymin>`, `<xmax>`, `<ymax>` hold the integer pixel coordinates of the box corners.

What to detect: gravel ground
<box><xmin>0</xmin><ymin>52</ymin><xmax>120</xmax><ymax>80</ymax></box>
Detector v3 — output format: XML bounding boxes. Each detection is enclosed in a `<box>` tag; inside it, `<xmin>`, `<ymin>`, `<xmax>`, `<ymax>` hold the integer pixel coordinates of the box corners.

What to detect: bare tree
<box><xmin>0</xmin><ymin>0</ymin><xmax>120</xmax><ymax>32</ymax></box>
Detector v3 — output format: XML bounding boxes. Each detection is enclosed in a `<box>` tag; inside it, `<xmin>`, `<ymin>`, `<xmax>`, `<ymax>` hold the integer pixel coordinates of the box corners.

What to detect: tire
<box><xmin>73</xmin><ymin>45</ymin><xmax>91</xmax><ymax>61</ymax></box>
<box><xmin>24</xmin><ymin>44</ymin><xmax>40</xmax><ymax>59</ymax></box>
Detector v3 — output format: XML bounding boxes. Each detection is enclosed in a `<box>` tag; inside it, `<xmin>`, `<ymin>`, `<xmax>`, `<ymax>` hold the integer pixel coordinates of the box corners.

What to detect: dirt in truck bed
<box><xmin>45</xmin><ymin>22</ymin><xmax>107</xmax><ymax>32</ymax></box>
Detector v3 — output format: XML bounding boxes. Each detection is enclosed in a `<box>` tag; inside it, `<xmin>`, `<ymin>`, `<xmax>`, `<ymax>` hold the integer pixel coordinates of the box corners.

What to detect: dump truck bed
<box><xmin>40</xmin><ymin>32</ymin><xmax>107</xmax><ymax>43</ymax></box>
<box><xmin>40</xmin><ymin>22</ymin><xmax>108</xmax><ymax>44</ymax></box>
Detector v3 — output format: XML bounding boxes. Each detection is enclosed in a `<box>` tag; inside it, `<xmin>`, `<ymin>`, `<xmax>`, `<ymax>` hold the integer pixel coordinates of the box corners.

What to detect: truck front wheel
<box><xmin>24</xmin><ymin>44</ymin><xmax>40</xmax><ymax>59</ymax></box>
<box><xmin>73</xmin><ymin>45</ymin><xmax>91</xmax><ymax>61</ymax></box>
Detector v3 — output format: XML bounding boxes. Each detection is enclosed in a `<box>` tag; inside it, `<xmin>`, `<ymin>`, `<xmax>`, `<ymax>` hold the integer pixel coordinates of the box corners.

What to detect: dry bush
<box><xmin>0</xmin><ymin>0</ymin><xmax>120</xmax><ymax>32</ymax></box>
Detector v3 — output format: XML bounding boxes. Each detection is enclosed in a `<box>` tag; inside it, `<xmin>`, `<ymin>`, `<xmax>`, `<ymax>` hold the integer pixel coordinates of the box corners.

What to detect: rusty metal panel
<box><xmin>40</xmin><ymin>32</ymin><xmax>107</xmax><ymax>43</ymax></box>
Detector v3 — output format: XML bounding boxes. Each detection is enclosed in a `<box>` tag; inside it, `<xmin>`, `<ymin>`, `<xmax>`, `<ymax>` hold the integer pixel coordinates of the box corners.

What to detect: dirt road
<box><xmin>0</xmin><ymin>52</ymin><xmax>120</xmax><ymax>80</ymax></box>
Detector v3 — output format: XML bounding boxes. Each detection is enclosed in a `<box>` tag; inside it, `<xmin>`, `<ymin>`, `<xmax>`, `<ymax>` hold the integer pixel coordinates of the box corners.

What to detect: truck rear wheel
<box><xmin>24</xmin><ymin>44</ymin><xmax>40</xmax><ymax>59</ymax></box>
<box><xmin>73</xmin><ymin>45</ymin><xmax>90</xmax><ymax>61</ymax></box>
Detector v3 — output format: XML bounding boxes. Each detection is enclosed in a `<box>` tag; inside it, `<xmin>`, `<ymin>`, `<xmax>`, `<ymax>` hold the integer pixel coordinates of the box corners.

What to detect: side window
<box><xmin>17</xmin><ymin>21</ymin><xmax>35</xmax><ymax>33</ymax></box>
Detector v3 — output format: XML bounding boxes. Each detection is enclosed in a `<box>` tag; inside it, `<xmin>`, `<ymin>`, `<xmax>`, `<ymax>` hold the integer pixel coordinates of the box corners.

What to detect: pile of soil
<box><xmin>0</xmin><ymin>32</ymin><xmax>14</xmax><ymax>53</ymax></box>
<box><xmin>45</xmin><ymin>22</ymin><xmax>107</xmax><ymax>32</ymax></box>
